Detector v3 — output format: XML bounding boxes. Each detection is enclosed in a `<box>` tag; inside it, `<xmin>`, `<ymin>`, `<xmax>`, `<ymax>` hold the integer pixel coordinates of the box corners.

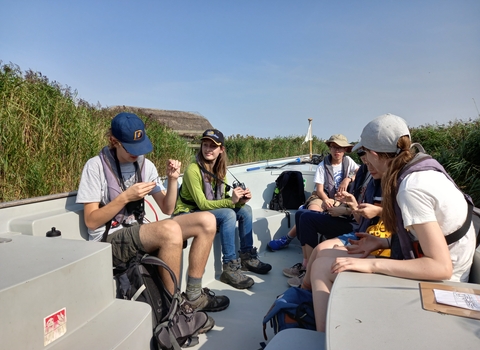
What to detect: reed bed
<box><xmin>1</xmin><ymin>62</ymin><xmax>479</xmax><ymax>204</ymax></box>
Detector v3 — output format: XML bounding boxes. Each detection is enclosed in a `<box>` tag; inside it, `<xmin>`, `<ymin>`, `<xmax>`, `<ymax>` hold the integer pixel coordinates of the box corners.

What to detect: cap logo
<box><xmin>206</xmin><ymin>130</ymin><xmax>218</xmax><ymax>139</ymax></box>
<box><xmin>133</xmin><ymin>130</ymin><xmax>143</xmax><ymax>140</ymax></box>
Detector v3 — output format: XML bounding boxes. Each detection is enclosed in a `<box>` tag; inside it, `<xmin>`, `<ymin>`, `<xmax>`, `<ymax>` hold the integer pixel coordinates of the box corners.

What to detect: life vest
<box><xmin>323</xmin><ymin>155</ymin><xmax>355</xmax><ymax>198</ymax></box>
<box><xmin>99</xmin><ymin>146</ymin><xmax>146</xmax><ymax>237</ymax></box>
<box><xmin>391</xmin><ymin>153</ymin><xmax>475</xmax><ymax>260</ymax></box>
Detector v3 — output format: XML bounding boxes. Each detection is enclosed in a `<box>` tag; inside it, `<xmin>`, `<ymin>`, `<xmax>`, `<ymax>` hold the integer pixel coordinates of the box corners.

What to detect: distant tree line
<box><xmin>1</xmin><ymin>62</ymin><xmax>479</xmax><ymax>204</ymax></box>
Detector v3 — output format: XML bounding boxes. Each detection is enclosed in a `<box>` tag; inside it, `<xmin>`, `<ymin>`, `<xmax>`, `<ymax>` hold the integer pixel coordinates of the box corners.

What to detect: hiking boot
<box><xmin>239</xmin><ymin>247</ymin><xmax>272</xmax><ymax>274</ymax></box>
<box><xmin>282</xmin><ymin>262</ymin><xmax>304</xmax><ymax>278</ymax></box>
<box><xmin>287</xmin><ymin>270</ymin><xmax>305</xmax><ymax>287</ymax></box>
<box><xmin>220</xmin><ymin>259</ymin><xmax>254</xmax><ymax>289</ymax></box>
<box><xmin>267</xmin><ymin>235</ymin><xmax>291</xmax><ymax>251</ymax></box>
<box><xmin>182</xmin><ymin>288</ymin><xmax>230</xmax><ymax>312</ymax></box>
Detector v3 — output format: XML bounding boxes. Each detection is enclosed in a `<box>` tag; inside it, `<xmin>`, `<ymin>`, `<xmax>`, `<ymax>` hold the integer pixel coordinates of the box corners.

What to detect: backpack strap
<box><xmin>394</xmin><ymin>153</ymin><xmax>476</xmax><ymax>259</ymax></box>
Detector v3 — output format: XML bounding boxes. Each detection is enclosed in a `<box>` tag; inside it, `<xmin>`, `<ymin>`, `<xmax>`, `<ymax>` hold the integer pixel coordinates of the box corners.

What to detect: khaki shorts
<box><xmin>304</xmin><ymin>195</ymin><xmax>339</xmax><ymax>210</ymax></box>
<box><xmin>106</xmin><ymin>223</ymin><xmax>146</xmax><ymax>266</ymax></box>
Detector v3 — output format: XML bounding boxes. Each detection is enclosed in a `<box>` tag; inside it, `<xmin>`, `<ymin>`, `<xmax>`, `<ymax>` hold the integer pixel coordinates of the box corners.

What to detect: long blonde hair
<box><xmin>380</xmin><ymin>136</ymin><xmax>415</xmax><ymax>233</ymax></box>
<box><xmin>197</xmin><ymin>142</ymin><xmax>228</xmax><ymax>183</ymax></box>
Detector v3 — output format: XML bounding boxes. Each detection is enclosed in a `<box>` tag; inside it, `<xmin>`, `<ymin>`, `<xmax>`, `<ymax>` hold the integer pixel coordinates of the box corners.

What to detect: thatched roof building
<box><xmin>109</xmin><ymin>106</ymin><xmax>213</xmax><ymax>139</ymax></box>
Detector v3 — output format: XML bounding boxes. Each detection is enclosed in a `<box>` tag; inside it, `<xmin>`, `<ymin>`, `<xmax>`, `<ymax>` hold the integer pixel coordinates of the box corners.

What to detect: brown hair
<box><xmin>106</xmin><ymin>128</ymin><xmax>118</xmax><ymax>149</ymax></box>
<box><xmin>197</xmin><ymin>142</ymin><xmax>228</xmax><ymax>183</ymax></box>
<box><xmin>380</xmin><ymin>135</ymin><xmax>415</xmax><ymax>232</ymax></box>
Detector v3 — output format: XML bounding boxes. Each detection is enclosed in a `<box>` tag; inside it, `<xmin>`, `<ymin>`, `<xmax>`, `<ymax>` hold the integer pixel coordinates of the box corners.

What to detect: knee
<box><xmin>199</xmin><ymin>212</ymin><xmax>217</xmax><ymax>235</ymax></box>
<box><xmin>155</xmin><ymin>220</ymin><xmax>183</xmax><ymax>245</ymax></box>
<box><xmin>240</xmin><ymin>205</ymin><xmax>252</xmax><ymax>219</ymax></box>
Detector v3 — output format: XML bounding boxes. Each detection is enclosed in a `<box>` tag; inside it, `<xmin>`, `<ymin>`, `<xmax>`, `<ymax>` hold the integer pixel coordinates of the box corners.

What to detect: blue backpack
<box><xmin>262</xmin><ymin>287</ymin><xmax>316</xmax><ymax>340</ymax></box>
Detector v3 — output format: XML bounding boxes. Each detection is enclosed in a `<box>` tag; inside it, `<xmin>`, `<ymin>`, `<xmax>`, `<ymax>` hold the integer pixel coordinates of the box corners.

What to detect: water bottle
<box><xmin>46</xmin><ymin>227</ymin><xmax>62</xmax><ymax>238</ymax></box>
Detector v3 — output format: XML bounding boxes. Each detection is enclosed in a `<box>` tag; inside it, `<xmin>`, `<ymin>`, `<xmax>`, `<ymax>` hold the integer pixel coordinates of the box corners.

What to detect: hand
<box><xmin>353</xmin><ymin>203</ymin><xmax>381</xmax><ymax>219</ymax></box>
<box><xmin>330</xmin><ymin>256</ymin><xmax>374</xmax><ymax>274</ymax></box>
<box><xmin>238</xmin><ymin>188</ymin><xmax>252</xmax><ymax>204</ymax></box>
<box><xmin>124</xmin><ymin>182</ymin><xmax>156</xmax><ymax>202</ymax></box>
<box><xmin>337</xmin><ymin>178</ymin><xmax>351</xmax><ymax>194</ymax></box>
<box><xmin>166</xmin><ymin>159</ymin><xmax>181</xmax><ymax>179</ymax></box>
<box><xmin>335</xmin><ymin>191</ymin><xmax>358</xmax><ymax>210</ymax></box>
<box><xmin>231</xmin><ymin>187</ymin><xmax>244</xmax><ymax>204</ymax></box>
<box><xmin>321</xmin><ymin>198</ymin><xmax>335</xmax><ymax>210</ymax></box>
<box><xmin>346</xmin><ymin>232</ymin><xmax>383</xmax><ymax>257</ymax></box>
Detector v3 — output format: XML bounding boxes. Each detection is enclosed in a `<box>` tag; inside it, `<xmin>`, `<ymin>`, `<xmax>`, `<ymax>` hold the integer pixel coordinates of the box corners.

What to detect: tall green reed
<box><xmin>1</xmin><ymin>62</ymin><xmax>479</xmax><ymax>204</ymax></box>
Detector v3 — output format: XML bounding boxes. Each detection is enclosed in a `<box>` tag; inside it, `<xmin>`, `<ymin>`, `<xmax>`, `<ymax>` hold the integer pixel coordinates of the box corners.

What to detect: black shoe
<box><xmin>239</xmin><ymin>247</ymin><xmax>272</xmax><ymax>274</ymax></box>
<box><xmin>183</xmin><ymin>288</ymin><xmax>230</xmax><ymax>312</ymax></box>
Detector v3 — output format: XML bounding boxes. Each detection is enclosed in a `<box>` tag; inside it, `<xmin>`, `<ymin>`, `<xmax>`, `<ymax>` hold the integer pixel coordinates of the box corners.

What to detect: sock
<box><xmin>285</xmin><ymin>234</ymin><xmax>294</xmax><ymax>242</ymax></box>
<box><xmin>185</xmin><ymin>275</ymin><xmax>202</xmax><ymax>301</ymax></box>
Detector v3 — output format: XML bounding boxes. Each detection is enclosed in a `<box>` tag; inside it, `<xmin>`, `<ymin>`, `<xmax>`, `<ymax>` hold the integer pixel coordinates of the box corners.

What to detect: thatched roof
<box><xmin>109</xmin><ymin>106</ymin><xmax>213</xmax><ymax>138</ymax></box>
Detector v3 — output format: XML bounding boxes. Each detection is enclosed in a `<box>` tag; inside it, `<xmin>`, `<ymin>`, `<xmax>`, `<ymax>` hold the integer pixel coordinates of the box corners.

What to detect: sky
<box><xmin>1</xmin><ymin>0</ymin><xmax>480</xmax><ymax>143</ymax></box>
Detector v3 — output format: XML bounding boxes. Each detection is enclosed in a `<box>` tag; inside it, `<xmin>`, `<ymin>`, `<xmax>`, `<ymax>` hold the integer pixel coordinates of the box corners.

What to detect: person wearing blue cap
<box><xmin>76</xmin><ymin>112</ymin><xmax>229</xmax><ymax>319</ymax></box>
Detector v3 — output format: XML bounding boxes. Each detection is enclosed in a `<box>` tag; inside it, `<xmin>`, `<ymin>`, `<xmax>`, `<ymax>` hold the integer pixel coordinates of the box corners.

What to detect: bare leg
<box><xmin>302</xmin><ymin>238</ymin><xmax>344</xmax><ymax>290</ymax></box>
<box><xmin>139</xmin><ymin>219</ymin><xmax>184</xmax><ymax>294</ymax></box>
<box><xmin>310</xmin><ymin>255</ymin><xmax>337</xmax><ymax>332</ymax></box>
<box><xmin>172</xmin><ymin>212</ymin><xmax>216</xmax><ymax>279</ymax></box>
<box><xmin>286</xmin><ymin>225</ymin><xmax>297</xmax><ymax>239</ymax></box>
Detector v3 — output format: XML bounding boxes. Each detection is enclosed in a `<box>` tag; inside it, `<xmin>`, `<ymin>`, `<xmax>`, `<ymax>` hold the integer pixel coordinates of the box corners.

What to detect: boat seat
<box><xmin>264</xmin><ymin>328</ymin><xmax>325</xmax><ymax>349</ymax></box>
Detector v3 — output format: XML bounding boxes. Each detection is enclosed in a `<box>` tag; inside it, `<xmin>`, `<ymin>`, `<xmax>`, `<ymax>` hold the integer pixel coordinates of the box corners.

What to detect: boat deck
<box><xmin>191</xmin><ymin>243</ymin><xmax>304</xmax><ymax>350</ymax></box>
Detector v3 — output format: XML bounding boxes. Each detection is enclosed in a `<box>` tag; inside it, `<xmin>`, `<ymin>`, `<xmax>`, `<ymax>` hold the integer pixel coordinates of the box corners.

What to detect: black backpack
<box><xmin>269</xmin><ymin>171</ymin><xmax>305</xmax><ymax>211</ymax></box>
<box><xmin>114</xmin><ymin>253</ymin><xmax>209</xmax><ymax>350</ymax></box>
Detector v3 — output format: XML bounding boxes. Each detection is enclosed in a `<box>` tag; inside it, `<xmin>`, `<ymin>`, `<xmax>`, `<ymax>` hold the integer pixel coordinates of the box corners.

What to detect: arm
<box><xmin>84</xmin><ymin>182</ymin><xmax>156</xmax><ymax>230</ymax></box>
<box><xmin>152</xmin><ymin>159</ymin><xmax>181</xmax><ymax>215</ymax></box>
<box><xmin>181</xmin><ymin>164</ymin><xmax>236</xmax><ymax>210</ymax></box>
<box><xmin>333</xmin><ymin>222</ymin><xmax>453</xmax><ymax>281</ymax></box>
<box><xmin>338</xmin><ymin>159</ymin><xmax>359</xmax><ymax>193</ymax></box>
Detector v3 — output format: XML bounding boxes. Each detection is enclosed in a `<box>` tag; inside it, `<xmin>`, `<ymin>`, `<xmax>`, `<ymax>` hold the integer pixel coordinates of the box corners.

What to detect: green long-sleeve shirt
<box><xmin>174</xmin><ymin>163</ymin><xmax>242</xmax><ymax>214</ymax></box>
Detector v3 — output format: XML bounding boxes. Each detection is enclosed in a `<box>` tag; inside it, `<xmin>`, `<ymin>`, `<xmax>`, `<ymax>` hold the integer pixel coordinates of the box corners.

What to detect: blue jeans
<box><xmin>210</xmin><ymin>205</ymin><xmax>253</xmax><ymax>264</ymax></box>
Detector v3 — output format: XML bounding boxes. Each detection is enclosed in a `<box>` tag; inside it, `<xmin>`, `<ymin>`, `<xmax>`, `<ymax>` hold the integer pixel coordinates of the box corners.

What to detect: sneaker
<box><xmin>282</xmin><ymin>262</ymin><xmax>304</xmax><ymax>278</ymax></box>
<box><xmin>267</xmin><ymin>235</ymin><xmax>291</xmax><ymax>251</ymax></box>
<box><xmin>287</xmin><ymin>270</ymin><xmax>305</xmax><ymax>287</ymax></box>
<box><xmin>182</xmin><ymin>288</ymin><xmax>230</xmax><ymax>312</ymax></box>
<box><xmin>239</xmin><ymin>247</ymin><xmax>272</xmax><ymax>274</ymax></box>
<box><xmin>220</xmin><ymin>259</ymin><xmax>254</xmax><ymax>289</ymax></box>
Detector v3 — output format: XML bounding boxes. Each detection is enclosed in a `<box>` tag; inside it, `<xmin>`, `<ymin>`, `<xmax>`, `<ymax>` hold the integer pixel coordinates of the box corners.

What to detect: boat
<box><xmin>1</xmin><ymin>154</ymin><xmax>479</xmax><ymax>349</ymax></box>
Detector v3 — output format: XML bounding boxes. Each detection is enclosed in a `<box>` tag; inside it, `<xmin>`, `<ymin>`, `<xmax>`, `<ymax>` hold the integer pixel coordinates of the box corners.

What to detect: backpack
<box><xmin>114</xmin><ymin>253</ymin><xmax>209</xmax><ymax>350</ymax></box>
<box><xmin>269</xmin><ymin>171</ymin><xmax>306</xmax><ymax>211</ymax></box>
<box><xmin>262</xmin><ymin>287</ymin><xmax>316</xmax><ymax>340</ymax></box>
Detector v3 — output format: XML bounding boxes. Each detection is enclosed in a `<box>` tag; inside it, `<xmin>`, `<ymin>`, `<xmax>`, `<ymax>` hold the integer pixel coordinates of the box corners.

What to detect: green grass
<box><xmin>1</xmin><ymin>62</ymin><xmax>479</xmax><ymax>205</ymax></box>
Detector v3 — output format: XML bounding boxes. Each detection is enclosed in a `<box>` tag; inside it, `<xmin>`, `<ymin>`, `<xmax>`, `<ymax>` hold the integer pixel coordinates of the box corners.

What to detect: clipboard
<box><xmin>419</xmin><ymin>282</ymin><xmax>480</xmax><ymax>320</ymax></box>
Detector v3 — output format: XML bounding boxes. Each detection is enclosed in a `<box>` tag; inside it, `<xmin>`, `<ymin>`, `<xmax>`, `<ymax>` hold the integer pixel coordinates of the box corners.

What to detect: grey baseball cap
<box><xmin>352</xmin><ymin>114</ymin><xmax>410</xmax><ymax>153</ymax></box>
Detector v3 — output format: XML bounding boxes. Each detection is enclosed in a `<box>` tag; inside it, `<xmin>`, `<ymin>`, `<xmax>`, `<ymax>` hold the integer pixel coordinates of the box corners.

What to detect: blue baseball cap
<box><xmin>111</xmin><ymin>113</ymin><xmax>153</xmax><ymax>156</ymax></box>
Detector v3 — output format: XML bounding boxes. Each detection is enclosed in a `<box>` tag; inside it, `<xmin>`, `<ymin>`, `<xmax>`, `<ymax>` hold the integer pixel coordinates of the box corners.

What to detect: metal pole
<box><xmin>308</xmin><ymin>118</ymin><xmax>313</xmax><ymax>159</ymax></box>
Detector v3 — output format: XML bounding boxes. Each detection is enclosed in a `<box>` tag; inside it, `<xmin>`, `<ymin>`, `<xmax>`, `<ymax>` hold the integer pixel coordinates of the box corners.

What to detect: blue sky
<box><xmin>2</xmin><ymin>1</ymin><xmax>479</xmax><ymax>143</ymax></box>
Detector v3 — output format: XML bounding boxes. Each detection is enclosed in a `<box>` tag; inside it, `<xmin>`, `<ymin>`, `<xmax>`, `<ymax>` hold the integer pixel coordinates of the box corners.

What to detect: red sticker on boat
<box><xmin>44</xmin><ymin>308</ymin><xmax>67</xmax><ymax>346</ymax></box>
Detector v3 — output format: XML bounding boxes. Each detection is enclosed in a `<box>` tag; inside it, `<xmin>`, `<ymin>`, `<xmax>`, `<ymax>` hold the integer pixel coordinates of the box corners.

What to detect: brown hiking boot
<box><xmin>182</xmin><ymin>288</ymin><xmax>230</xmax><ymax>312</ymax></box>
<box><xmin>220</xmin><ymin>259</ymin><xmax>254</xmax><ymax>289</ymax></box>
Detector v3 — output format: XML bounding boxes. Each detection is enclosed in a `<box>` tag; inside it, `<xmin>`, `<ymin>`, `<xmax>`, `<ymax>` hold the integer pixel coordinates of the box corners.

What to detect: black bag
<box><xmin>114</xmin><ymin>253</ymin><xmax>209</xmax><ymax>350</ymax></box>
<box><xmin>269</xmin><ymin>171</ymin><xmax>305</xmax><ymax>211</ymax></box>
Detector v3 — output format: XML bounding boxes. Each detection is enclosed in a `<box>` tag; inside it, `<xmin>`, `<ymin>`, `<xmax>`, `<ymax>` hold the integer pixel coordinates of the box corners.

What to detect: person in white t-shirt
<box><xmin>76</xmin><ymin>113</ymin><xmax>229</xmax><ymax>321</ymax></box>
<box><xmin>306</xmin><ymin>113</ymin><xmax>476</xmax><ymax>333</ymax></box>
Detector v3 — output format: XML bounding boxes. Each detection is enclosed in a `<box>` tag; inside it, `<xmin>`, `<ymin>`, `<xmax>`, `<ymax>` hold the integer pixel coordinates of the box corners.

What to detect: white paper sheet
<box><xmin>433</xmin><ymin>289</ymin><xmax>480</xmax><ymax>311</ymax></box>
